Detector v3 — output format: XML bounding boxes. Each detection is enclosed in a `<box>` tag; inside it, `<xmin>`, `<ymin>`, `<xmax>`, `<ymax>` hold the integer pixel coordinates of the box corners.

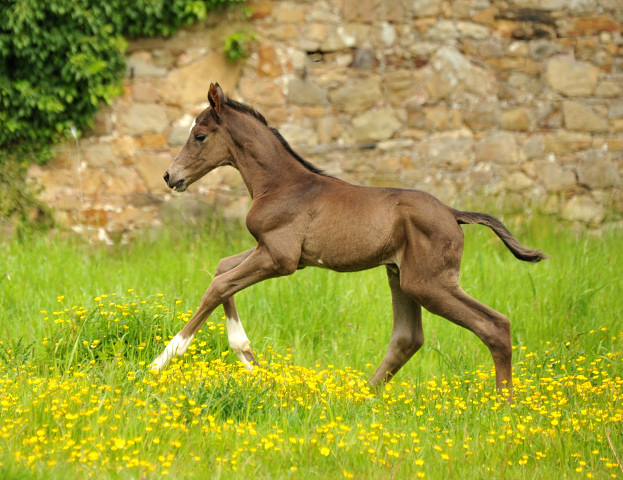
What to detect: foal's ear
<box><xmin>208</xmin><ymin>82</ymin><xmax>224</xmax><ymax>118</ymax></box>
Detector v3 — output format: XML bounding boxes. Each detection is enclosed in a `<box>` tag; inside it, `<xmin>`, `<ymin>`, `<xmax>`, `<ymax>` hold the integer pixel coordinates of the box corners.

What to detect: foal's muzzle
<box><xmin>163</xmin><ymin>171</ymin><xmax>186</xmax><ymax>192</ymax></box>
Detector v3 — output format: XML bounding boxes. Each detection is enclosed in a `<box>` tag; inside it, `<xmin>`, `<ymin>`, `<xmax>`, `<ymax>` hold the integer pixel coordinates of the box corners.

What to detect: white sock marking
<box><xmin>226</xmin><ymin>317</ymin><xmax>253</xmax><ymax>370</ymax></box>
<box><xmin>150</xmin><ymin>333</ymin><xmax>194</xmax><ymax>371</ymax></box>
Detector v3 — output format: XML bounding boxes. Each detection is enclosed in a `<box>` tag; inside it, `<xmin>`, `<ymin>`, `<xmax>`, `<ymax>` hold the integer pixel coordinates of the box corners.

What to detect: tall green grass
<box><xmin>2</xmin><ymin>216</ymin><xmax>619</xmax><ymax>373</ymax></box>
<box><xmin>0</xmin><ymin>216</ymin><xmax>621</xmax><ymax>479</ymax></box>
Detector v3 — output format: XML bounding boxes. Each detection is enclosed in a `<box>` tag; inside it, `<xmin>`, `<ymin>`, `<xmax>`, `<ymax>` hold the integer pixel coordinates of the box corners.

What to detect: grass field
<box><xmin>0</xmin><ymin>216</ymin><xmax>621</xmax><ymax>479</ymax></box>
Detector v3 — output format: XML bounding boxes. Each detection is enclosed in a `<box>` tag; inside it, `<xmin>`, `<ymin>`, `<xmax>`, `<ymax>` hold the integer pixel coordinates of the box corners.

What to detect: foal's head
<box><xmin>163</xmin><ymin>83</ymin><xmax>232</xmax><ymax>192</ymax></box>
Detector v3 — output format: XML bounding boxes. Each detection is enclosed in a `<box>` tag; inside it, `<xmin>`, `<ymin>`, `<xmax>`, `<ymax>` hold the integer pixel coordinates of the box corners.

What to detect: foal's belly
<box><xmin>296</xmin><ymin>183</ymin><xmax>419</xmax><ymax>272</ymax></box>
<box><xmin>299</xmin><ymin>218</ymin><xmax>396</xmax><ymax>272</ymax></box>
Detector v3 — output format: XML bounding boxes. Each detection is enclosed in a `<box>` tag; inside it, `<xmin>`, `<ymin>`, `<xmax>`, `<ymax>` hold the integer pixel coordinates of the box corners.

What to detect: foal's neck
<box><xmin>227</xmin><ymin>114</ymin><xmax>315</xmax><ymax>199</ymax></box>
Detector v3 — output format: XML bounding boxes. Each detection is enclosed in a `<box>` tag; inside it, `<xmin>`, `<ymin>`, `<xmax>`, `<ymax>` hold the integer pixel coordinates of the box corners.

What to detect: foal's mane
<box><xmin>223</xmin><ymin>95</ymin><xmax>326</xmax><ymax>176</ymax></box>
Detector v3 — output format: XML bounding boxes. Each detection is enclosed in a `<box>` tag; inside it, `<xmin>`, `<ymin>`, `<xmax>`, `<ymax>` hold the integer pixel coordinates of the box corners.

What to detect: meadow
<box><xmin>0</xmin><ymin>215</ymin><xmax>621</xmax><ymax>479</ymax></box>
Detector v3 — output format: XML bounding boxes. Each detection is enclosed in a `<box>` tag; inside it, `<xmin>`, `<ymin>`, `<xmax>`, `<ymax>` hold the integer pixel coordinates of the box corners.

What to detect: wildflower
<box><xmin>0</xmin><ymin>290</ymin><xmax>618</xmax><ymax>478</ymax></box>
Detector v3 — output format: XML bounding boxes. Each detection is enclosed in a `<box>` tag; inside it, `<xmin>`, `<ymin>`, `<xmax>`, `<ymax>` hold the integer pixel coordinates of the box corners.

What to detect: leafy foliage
<box><xmin>0</xmin><ymin>157</ymin><xmax>55</xmax><ymax>237</ymax></box>
<box><xmin>0</xmin><ymin>0</ymin><xmax>245</xmax><ymax>160</ymax></box>
<box><xmin>0</xmin><ymin>0</ymin><xmax>126</xmax><ymax>160</ymax></box>
<box><xmin>103</xmin><ymin>0</ymin><xmax>245</xmax><ymax>38</ymax></box>
<box><xmin>0</xmin><ymin>0</ymin><xmax>244</xmax><ymax>233</ymax></box>
<box><xmin>224</xmin><ymin>30</ymin><xmax>257</xmax><ymax>62</ymax></box>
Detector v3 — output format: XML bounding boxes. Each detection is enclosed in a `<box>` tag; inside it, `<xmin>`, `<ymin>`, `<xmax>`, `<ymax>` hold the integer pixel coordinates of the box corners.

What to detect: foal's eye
<box><xmin>194</xmin><ymin>133</ymin><xmax>207</xmax><ymax>142</ymax></box>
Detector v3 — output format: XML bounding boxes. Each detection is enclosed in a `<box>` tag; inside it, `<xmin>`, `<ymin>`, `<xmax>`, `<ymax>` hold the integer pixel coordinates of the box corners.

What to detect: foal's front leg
<box><xmin>150</xmin><ymin>247</ymin><xmax>275</xmax><ymax>371</ymax></box>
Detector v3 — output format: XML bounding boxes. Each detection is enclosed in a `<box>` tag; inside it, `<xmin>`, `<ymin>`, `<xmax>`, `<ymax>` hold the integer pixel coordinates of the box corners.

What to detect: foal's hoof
<box><xmin>242</xmin><ymin>350</ymin><xmax>260</xmax><ymax>370</ymax></box>
<box><xmin>149</xmin><ymin>355</ymin><xmax>168</xmax><ymax>372</ymax></box>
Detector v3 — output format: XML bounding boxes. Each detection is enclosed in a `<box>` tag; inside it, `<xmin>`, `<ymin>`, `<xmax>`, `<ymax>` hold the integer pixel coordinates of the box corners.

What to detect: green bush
<box><xmin>102</xmin><ymin>0</ymin><xmax>244</xmax><ymax>38</ymax></box>
<box><xmin>0</xmin><ymin>0</ymin><xmax>126</xmax><ymax>161</ymax></box>
<box><xmin>0</xmin><ymin>158</ymin><xmax>55</xmax><ymax>238</ymax></box>
<box><xmin>224</xmin><ymin>30</ymin><xmax>257</xmax><ymax>62</ymax></box>
<box><xmin>0</xmin><ymin>0</ymin><xmax>245</xmax><ymax>161</ymax></box>
<box><xmin>0</xmin><ymin>0</ymin><xmax>244</xmax><ymax>232</ymax></box>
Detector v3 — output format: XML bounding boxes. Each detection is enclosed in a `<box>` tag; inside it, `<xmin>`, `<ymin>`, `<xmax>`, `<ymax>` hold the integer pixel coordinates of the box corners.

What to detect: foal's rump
<box><xmin>357</xmin><ymin>186</ymin><xmax>546</xmax><ymax>268</ymax></box>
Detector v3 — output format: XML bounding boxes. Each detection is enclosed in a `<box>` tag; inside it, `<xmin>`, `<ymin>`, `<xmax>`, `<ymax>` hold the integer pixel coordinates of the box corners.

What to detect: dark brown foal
<box><xmin>151</xmin><ymin>83</ymin><xmax>545</xmax><ymax>395</ymax></box>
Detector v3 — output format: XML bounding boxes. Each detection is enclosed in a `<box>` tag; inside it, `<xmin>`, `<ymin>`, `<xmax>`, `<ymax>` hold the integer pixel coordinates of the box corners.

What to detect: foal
<box><xmin>152</xmin><ymin>83</ymin><xmax>545</xmax><ymax>394</ymax></box>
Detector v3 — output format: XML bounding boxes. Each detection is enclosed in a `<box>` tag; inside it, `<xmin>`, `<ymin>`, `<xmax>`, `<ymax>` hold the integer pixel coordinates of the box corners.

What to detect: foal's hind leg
<box><xmin>223</xmin><ymin>295</ymin><xmax>258</xmax><ymax>369</ymax></box>
<box><xmin>216</xmin><ymin>250</ymin><xmax>259</xmax><ymax>369</ymax></box>
<box><xmin>369</xmin><ymin>265</ymin><xmax>424</xmax><ymax>385</ymax></box>
<box><xmin>401</xmin><ymin>273</ymin><xmax>513</xmax><ymax>394</ymax></box>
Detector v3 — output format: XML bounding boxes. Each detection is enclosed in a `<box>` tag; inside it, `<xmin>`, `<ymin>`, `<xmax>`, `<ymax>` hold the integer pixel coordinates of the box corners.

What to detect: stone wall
<box><xmin>28</xmin><ymin>0</ymin><xmax>623</xmax><ymax>240</ymax></box>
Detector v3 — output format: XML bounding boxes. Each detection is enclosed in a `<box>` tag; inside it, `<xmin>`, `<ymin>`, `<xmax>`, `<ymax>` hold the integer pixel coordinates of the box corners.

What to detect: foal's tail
<box><xmin>452</xmin><ymin>210</ymin><xmax>547</xmax><ymax>263</ymax></box>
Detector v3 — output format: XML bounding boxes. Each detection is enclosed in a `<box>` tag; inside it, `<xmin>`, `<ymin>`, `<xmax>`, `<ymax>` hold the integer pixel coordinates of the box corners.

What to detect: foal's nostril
<box><xmin>163</xmin><ymin>171</ymin><xmax>170</xmax><ymax>186</ymax></box>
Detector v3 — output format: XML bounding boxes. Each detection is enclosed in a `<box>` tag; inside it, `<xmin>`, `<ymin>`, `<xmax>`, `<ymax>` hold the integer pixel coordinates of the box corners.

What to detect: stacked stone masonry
<box><xmin>28</xmin><ymin>0</ymin><xmax>623</xmax><ymax>238</ymax></box>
